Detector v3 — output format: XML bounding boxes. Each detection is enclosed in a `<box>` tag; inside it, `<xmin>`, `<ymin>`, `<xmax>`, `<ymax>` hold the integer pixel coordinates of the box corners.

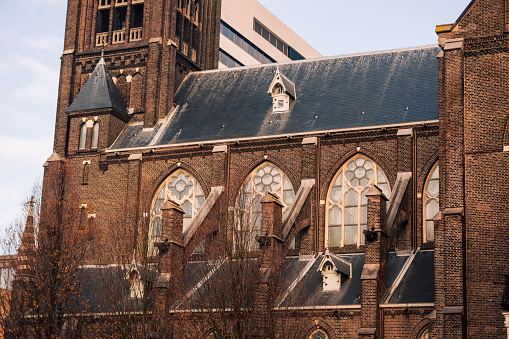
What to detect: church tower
<box><xmin>53</xmin><ymin>0</ymin><xmax>222</xmax><ymax>156</ymax></box>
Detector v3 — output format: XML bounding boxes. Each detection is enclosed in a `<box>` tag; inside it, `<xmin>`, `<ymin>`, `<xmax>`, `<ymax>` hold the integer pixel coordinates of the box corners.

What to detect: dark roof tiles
<box><xmin>66</xmin><ymin>58</ymin><xmax>128</xmax><ymax>115</ymax></box>
<box><xmin>110</xmin><ymin>46</ymin><xmax>440</xmax><ymax>150</ymax></box>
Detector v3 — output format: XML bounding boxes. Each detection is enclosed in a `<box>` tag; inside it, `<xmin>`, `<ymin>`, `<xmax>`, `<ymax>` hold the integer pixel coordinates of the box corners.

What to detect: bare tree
<box><xmin>170</xmin><ymin>193</ymin><xmax>301</xmax><ymax>339</ymax></box>
<box><xmin>4</xmin><ymin>176</ymin><xmax>96</xmax><ymax>338</ymax></box>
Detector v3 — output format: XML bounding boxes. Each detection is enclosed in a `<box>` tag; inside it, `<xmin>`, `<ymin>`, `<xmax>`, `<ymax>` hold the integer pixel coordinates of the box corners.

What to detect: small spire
<box><xmin>28</xmin><ymin>196</ymin><xmax>35</xmax><ymax>217</ymax></box>
<box><xmin>131</xmin><ymin>249</ymin><xmax>137</xmax><ymax>266</ymax></box>
<box><xmin>101</xmin><ymin>42</ymin><xmax>107</xmax><ymax>58</ymax></box>
<box><xmin>99</xmin><ymin>43</ymin><xmax>107</xmax><ymax>64</ymax></box>
<box><xmin>16</xmin><ymin>196</ymin><xmax>37</xmax><ymax>277</ymax></box>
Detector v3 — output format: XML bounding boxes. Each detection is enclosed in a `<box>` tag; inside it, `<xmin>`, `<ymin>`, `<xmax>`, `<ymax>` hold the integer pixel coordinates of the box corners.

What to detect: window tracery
<box><xmin>308</xmin><ymin>329</ymin><xmax>329</xmax><ymax>339</ymax></box>
<box><xmin>148</xmin><ymin>169</ymin><xmax>205</xmax><ymax>256</ymax></box>
<box><xmin>326</xmin><ymin>155</ymin><xmax>390</xmax><ymax>247</ymax></box>
<box><xmin>423</xmin><ymin>164</ymin><xmax>439</xmax><ymax>243</ymax></box>
<box><xmin>236</xmin><ymin>163</ymin><xmax>294</xmax><ymax>250</ymax></box>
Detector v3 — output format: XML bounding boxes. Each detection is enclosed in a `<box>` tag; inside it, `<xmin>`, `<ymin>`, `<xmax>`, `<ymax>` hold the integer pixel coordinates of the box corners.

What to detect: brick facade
<box><xmin>26</xmin><ymin>0</ymin><xmax>509</xmax><ymax>338</ymax></box>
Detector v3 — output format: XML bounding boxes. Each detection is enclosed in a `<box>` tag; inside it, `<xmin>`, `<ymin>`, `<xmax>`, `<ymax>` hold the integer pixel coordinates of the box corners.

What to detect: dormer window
<box><xmin>268</xmin><ymin>68</ymin><xmax>296</xmax><ymax>113</ymax></box>
<box><xmin>317</xmin><ymin>249</ymin><xmax>352</xmax><ymax>291</ymax></box>
<box><xmin>128</xmin><ymin>269</ymin><xmax>144</xmax><ymax>299</ymax></box>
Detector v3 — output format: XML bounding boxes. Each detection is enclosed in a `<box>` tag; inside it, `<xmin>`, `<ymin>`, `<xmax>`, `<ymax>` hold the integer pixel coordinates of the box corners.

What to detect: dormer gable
<box><xmin>267</xmin><ymin>67</ymin><xmax>296</xmax><ymax>113</ymax></box>
<box><xmin>126</xmin><ymin>255</ymin><xmax>144</xmax><ymax>299</ymax></box>
<box><xmin>317</xmin><ymin>249</ymin><xmax>352</xmax><ymax>291</ymax></box>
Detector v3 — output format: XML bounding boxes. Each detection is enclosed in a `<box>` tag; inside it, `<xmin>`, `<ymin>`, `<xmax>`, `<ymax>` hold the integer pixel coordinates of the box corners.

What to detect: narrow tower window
<box><xmin>92</xmin><ymin>122</ymin><xmax>99</xmax><ymax>149</ymax></box>
<box><xmin>79</xmin><ymin>123</ymin><xmax>87</xmax><ymax>150</ymax></box>
<box><xmin>115</xmin><ymin>7</ymin><xmax>127</xmax><ymax>30</ymax></box>
<box><xmin>423</xmin><ymin>164</ymin><xmax>439</xmax><ymax>243</ymax></box>
<box><xmin>82</xmin><ymin>162</ymin><xmax>90</xmax><ymax>185</ymax></box>
<box><xmin>132</xmin><ymin>4</ymin><xmax>144</xmax><ymax>28</ymax></box>
<box><xmin>98</xmin><ymin>9</ymin><xmax>110</xmax><ymax>33</ymax></box>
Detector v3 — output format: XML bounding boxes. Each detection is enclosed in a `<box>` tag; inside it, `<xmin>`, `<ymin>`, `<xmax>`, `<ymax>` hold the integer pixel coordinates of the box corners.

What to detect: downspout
<box><xmin>225</xmin><ymin>144</ymin><xmax>231</xmax><ymax>246</ymax></box>
<box><xmin>413</xmin><ymin>128</ymin><xmax>418</xmax><ymax>250</ymax></box>
<box><xmin>315</xmin><ymin>137</ymin><xmax>321</xmax><ymax>253</ymax></box>
<box><xmin>461</xmin><ymin>49</ymin><xmax>468</xmax><ymax>339</ymax></box>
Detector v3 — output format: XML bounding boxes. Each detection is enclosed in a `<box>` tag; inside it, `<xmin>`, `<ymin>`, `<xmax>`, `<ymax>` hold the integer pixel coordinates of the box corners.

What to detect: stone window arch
<box><xmin>236</xmin><ymin>162</ymin><xmax>295</xmax><ymax>250</ymax></box>
<box><xmin>326</xmin><ymin>154</ymin><xmax>390</xmax><ymax>247</ymax></box>
<box><xmin>418</xmin><ymin>328</ymin><xmax>429</xmax><ymax>339</ymax></box>
<box><xmin>423</xmin><ymin>163</ymin><xmax>439</xmax><ymax>243</ymax></box>
<box><xmin>79</xmin><ymin>122</ymin><xmax>87</xmax><ymax>150</ymax></box>
<box><xmin>308</xmin><ymin>329</ymin><xmax>329</xmax><ymax>339</ymax></box>
<box><xmin>148</xmin><ymin>169</ymin><xmax>205</xmax><ymax>256</ymax></box>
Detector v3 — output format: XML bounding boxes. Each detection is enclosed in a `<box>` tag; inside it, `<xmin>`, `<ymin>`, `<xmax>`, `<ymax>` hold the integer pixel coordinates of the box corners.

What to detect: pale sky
<box><xmin>0</xmin><ymin>0</ymin><xmax>472</xmax><ymax>237</ymax></box>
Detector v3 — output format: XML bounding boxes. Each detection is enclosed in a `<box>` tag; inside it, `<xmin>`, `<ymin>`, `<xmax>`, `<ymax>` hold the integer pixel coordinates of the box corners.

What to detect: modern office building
<box><xmin>218</xmin><ymin>0</ymin><xmax>321</xmax><ymax>68</ymax></box>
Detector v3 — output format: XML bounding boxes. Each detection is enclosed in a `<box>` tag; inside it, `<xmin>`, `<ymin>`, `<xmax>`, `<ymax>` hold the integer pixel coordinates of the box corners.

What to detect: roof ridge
<box><xmin>191</xmin><ymin>45</ymin><xmax>440</xmax><ymax>75</ymax></box>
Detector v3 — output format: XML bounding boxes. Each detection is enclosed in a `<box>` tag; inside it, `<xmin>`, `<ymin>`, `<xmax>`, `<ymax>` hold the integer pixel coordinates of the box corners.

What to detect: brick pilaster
<box><xmin>300</xmin><ymin>137</ymin><xmax>319</xmax><ymax>255</ymax></box>
<box><xmin>251</xmin><ymin>193</ymin><xmax>284</xmax><ymax>338</ymax></box>
<box><xmin>126</xmin><ymin>153</ymin><xmax>142</xmax><ymax>256</ymax></box>
<box><xmin>144</xmin><ymin>39</ymin><xmax>163</xmax><ymax>128</ymax></box>
<box><xmin>359</xmin><ymin>185</ymin><xmax>389</xmax><ymax>339</ymax></box>
<box><xmin>396</xmin><ymin>129</ymin><xmax>413</xmax><ymax>251</ymax></box>
<box><xmin>153</xmin><ymin>200</ymin><xmax>185</xmax><ymax>338</ymax></box>
<box><xmin>433</xmin><ymin>38</ymin><xmax>466</xmax><ymax>339</ymax></box>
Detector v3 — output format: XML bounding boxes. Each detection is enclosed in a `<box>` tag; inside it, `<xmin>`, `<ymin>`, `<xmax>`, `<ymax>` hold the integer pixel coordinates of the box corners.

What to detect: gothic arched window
<box><xmin>419</xmin><ymin>329</ymin><xmax>429</xmax><ymax>339</ymax></box>
<box><xmin>148</xmin><ymin>169</ymin><xmax>205</xmax><ymax>256</ymax></box>
<box><xmin>423</xmin><ymin>164</ymin><xmax>439</xmax><ymax>243</ymax></box>
<box><xmin>308</xmin><ymin>329</ymin><xmax>329</xmax><ymax>339</ymax></box>
<box><xmin>236</xmin><ymin>163</ymin><xmax>295</xmax><ymax>250</ymax></box>
<box><xmin>79</xmin><ymin>123</ymin><xmax>87</xmax><ymax>150</ymax></box>
<box><xmin>91</xmin><ymin>122</ymin><xmax>99</xmax><ymax>149</ymax></box>
<box><xmin>326</xmin><ymin>155</ymin><xmax>390</xmax><ymax>247</ymax></box>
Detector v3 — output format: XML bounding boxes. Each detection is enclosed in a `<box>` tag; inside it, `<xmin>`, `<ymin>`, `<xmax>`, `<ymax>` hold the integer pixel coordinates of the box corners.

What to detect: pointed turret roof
<box><xmin>66</xmin><ymin>58</ymin><xmax>128</xmax><ymax>115</ymax></box>
<box><xmin>16</xmin><ymin>197</ymin><xmax>36</xmax><ymax>277</ymax></box>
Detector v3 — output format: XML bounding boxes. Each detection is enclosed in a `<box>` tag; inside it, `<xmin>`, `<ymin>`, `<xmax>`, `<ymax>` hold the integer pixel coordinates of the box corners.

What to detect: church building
<box><xmin>13</xmin><ymin>0</ymin><xmax>509</xmax><ymax>338</ymax></box>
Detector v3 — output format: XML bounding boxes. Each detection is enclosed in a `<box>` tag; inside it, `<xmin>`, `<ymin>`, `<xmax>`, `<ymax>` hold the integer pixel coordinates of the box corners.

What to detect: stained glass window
<box><xmin>308</xmin><ymin>329</ymin><xmax>328</xmax><ymax>339</ymax></box>
<box><xmin>424</xmin><ymin>164</ymin><xmax>439</xmax><ymax>242</ymax></box>
<box><xmin>148</xmin><ymin>169</ymin><xmax>205</xmax><ymax>256</ymax></box>
<box><xmin>236</xmin><ymin>163</ymin><xmax>294</xmax><ymax>250</ymax></box>
<box><xmin>326</xmin><ymin>155</ymin><xmax>390</xmax><ymax>247</ymax></box>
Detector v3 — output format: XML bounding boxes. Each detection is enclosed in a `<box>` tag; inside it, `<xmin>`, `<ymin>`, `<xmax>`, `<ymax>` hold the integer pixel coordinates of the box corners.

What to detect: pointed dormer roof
<box><xmin>66</xmin><ymin>58</ymin><xmax>128</xmax><ymax>115</ymax></box>
<box><xmin>317</xmin><ymin>248</ymin><xmax>352</xmax><ymax>277</ymax></box>
<box><xmin>267</xmin><ymin>66</ymin><xmax>296</xmax><ymax>99</ymax></box>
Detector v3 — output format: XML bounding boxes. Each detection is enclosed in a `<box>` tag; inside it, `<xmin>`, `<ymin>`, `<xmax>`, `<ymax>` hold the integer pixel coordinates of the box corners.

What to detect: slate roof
<box><xmin>63</xmin><ymin>250</ymin><xmax>433</xmax><ymax>314</ymax></box>
<box><xmin>110</xmin><ymin>45</ymin><xmax>440</xmax><ymax>150</ymax></box>
<box><xmin>387</xmin><ymin>250</ymin><xmax>434</xmax><ymax>304</ymax></box>
<box><xmin>173</xmin><ymin>250</ymin><xmax>434</xmax><ymax>310</ymax></box>
<box><xmin>66</xmin><ymin>58</ymin><xmax>128</xmax><ymax>115</ymax></box>
<box><xmin>67</xmin><ymin>264</ymin><xmax>154</xmax><ymax>314</ymax></box>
